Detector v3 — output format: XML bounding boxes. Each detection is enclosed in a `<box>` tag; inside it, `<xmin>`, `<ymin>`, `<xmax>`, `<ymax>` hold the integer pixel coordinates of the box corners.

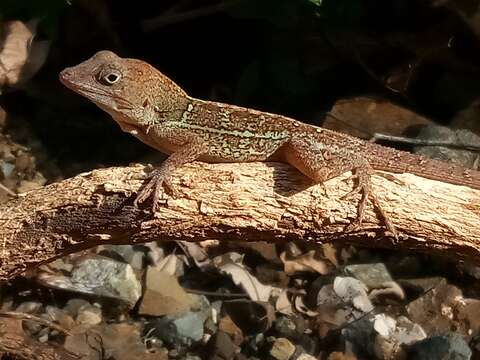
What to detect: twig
<box><xmin>0</xmin><ymin>182</ymin><xmax>16</xmax><ymax>198</ymax></box>
<box><xmin>184</xmin><ymin>287</ymin><xmax>248</xmax><ymax>298</ymax></box>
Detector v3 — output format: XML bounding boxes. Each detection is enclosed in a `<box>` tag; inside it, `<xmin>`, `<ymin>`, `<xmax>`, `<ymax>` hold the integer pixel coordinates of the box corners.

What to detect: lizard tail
<box><xmin>365</xmin><ymin>143</ymin><xmax>480</xmax><ymax>190</ymax></box>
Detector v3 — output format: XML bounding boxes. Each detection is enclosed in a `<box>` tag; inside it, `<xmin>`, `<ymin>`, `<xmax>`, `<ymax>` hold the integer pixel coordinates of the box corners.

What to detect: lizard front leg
<box><xmin>283</xmin><ymin>136</ymin><xmax>397</xmax><ymax>237</ymax></box>
<box><xmin>134</xmin><ymin>141</ymin><xmax>208</xmax><ymax>212</ymax></box>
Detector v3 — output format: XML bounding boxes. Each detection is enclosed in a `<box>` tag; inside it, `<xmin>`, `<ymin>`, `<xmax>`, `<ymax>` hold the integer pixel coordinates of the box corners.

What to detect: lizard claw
<box><xmin>134</xmin><ymin>169</ymin><xmax>172</xmax><ymax>212</ymax></box>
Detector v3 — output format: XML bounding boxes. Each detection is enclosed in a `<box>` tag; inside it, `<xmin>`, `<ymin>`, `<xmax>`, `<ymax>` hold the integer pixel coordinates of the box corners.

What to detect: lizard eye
<box><xmin>98</xmin><ymin>70</ymin><xmax>122</xmax><ymax>85</ymax></box>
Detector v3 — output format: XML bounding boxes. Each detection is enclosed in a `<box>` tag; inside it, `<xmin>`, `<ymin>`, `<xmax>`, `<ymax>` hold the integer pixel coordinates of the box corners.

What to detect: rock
<box><xmin>244</xmin><ymin>333</ymin><xmax>265</xmax><ymax>354</ymax></box>
<box><xmin>373</xmin><ymin>314</ymin><xmax>426</xmax><ymax>359</ymax></box>
<box><xmin>205</xmin><ymin>331</ymin><xmax>237</xmax><ymax>360</ymax></box>
<box><xmin>341</xmin><ymin>315</ymin><xmax>375</xmax><ymax>356</ymax></box>
<box><xmin>219</xmin><ymin>315</ymin><xmax>244</xmax><ymax>345</ymax></box>
<box><xmin>413</xmin><ymin>126</ymin><xmax>480</xmax><ymax>169</ymax></box>
<box><xmin>270</xmin><ymin>338</ymin><xmax>296</xmax><ymax>360</ymax></box>
<box><xmin>43</xmin><ymin>256</ymin><xmax>142</xmax><ymax>307</ymax></box>
<box><xmin>63</xmin><ymin>298</ymin><xmax>91</xmax><ymax>317</ymax></box>
<box><xmin>273</xmin><ymin>316</ymin><xmax>300</xmax><ymax>339</ymax></box>
<box><xmin>457</xmin><ymin>298</ymin><xmax>480</xmax><ymax>337</ymax></box>
<box><xmin>0</xmin><ymin>161</ymin><xmax>15</xmax><ymax>178</ymax></box>
<box><xmin>44</xmin><ymin>306</ymin><xmax>75</xmax><ymax>331</ymax></box>
<box><xmin>333</xmin><ymin>277</ymin><xmax>373</xmax><ymax>313</ymax></box>
<box><xmin>145</xmin><ymin>310</ymin><xmax>209</xmax><ymax>349</ymax></box>
<box><xmin>398</xmin><ymin>277</ymin><xmax>446</xmax><ymax>295</ymax></box>
<box><xmin>75</xmin><ymin>303</ymin><xmax>102</xmax><ymax>326</ymax></box>
<box><xmin>343</xmin><ymin>263</ymin><xmax>405</xmax><ymax>302</ymax></box>
<box><xmin>97</xmin><ymin>244</ymin><xmax>146</xmax><ymax>271</ymax></box>
<box><xmin>326</xmin><ymin>97</ymin><xmax>433</xmax><ymax>139</ymax></box>
<box><xmin>408</xmin><ymin>333</ymin><xmax>472</xmax><ymax>360</ymax></box>
<box><xmin>407</xmin><ymin>283</ymin><xmax>463</xmax><ymax>336</ymax></box>
<box><xmin>138</xmin><ymin>268</ymin><xmax>192</xmax><ymax>316</ymax></box>
<box><xmin>344</xmin><ymin>263</ymin><xmax>393</xmax><ymax>289</ymax></box>
<box><xmin>15</xmin><ymin>301</ymin><xmax>42</xmax><ymax>313</ymax></box>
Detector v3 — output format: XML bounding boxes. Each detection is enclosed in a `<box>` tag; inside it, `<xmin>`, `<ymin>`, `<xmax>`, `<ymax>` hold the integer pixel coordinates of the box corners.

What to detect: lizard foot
<box><xmin>134</xmin><ymin>169</ymin><xmax>175</xmax><ymax>212</ymax></box>
<box><xmin>343</xmin><ymin>168</ymin><xmax>398</xmax><ymax>240</ymax></box>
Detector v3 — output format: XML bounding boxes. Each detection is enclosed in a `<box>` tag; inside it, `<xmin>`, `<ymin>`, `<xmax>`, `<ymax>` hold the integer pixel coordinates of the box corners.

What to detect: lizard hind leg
<box><xmin>283</xmin><ymin>137</ymin><xmax>398</xmax><ymax>238</ymax></box>
<box><xmin>342</xmin><ymin>164</ymin><xmax>398</xmax><ymax>238</ymax></box>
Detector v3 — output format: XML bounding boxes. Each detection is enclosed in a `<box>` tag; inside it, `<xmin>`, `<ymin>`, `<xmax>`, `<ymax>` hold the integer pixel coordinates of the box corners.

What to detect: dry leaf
<box><xmin>322</xmin><ymin>244</ymin><xmax>339</xmax><ymax>267</ymax></box>
<box><xmin>0</xmin><ymin>20</ymin><xmax>50</xmax><ymax>91</ymax></box>
<box><xmin>293</xmin><ymin>293</ymin><xmax>320</xmax><ymax>317</ymax></box>
<box><xmin>213</xmin><ymin>252</ymin><xmax>274</xmax><ymax>302</ymax></box>
<box><xmin>154</xmin><ymin>254</ymin><xmax>185</xmax><ymax>277</ymax></box>
<box><xmin>280</xmin><ymin>249</ymin><xmax>331</xmax><ymax>275</ymax></box>
<box><xmin>275</xmin><ymin>289</ymin><xmax>294</xmax><ymax>316</ymax></box>
<box><xmin>218</xmin><ymin>262</ymin><xmax>273</xmax><ymax>302</ymax></box>
<box><xmin>177</xmin><ymin>241</ymin><xmax>211</xmax><ymax>268</ymax></box>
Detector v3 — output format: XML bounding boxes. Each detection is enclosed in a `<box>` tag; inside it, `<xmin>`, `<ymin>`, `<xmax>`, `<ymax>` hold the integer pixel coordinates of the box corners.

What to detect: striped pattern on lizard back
<box><xmin>160</xmin><ymin>99</ymin><xmax>293</xmax><ymax>162</ymax></box>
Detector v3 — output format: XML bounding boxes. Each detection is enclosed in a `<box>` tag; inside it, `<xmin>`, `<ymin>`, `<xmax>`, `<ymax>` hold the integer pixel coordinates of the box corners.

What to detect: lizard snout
<box><xmin>59</xmin><ymin>68</ymin><xmax>75</xmax><ymax>86</ymax></box>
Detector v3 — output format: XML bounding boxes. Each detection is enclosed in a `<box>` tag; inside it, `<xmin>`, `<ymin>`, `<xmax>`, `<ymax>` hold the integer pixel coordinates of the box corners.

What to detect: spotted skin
<box><xmin>59</xmin><ymin>51</ymin><xmax>480</xmax><ymax>237</ymax></box>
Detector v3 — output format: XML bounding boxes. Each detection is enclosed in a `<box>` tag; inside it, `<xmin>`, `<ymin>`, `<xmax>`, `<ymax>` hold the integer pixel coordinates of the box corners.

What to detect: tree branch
<box><xmin>1</xmin><ymin>162</ymin><xmax>479</xmax><ymax>280</ymax></box>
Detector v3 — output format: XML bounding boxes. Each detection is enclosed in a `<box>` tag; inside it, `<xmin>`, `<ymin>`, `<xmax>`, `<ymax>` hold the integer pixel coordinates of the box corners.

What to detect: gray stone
<box><xmin>409</xmin><ymin>333</ymin><xmax>472</xmax><ymax>360</ymax></box>
<box><xmin>407</xmin><ymin>283</ymin><xmax>463</xmax><ymax>336</ymax></box>
<box><xmin>75</xmin><ymin>304</ymin><xmax>102</xmax><ymax>326</ymax></box>
<box><xmin>344</xmin><ymin>263</ymin><xmax>393</xmax><ymax>289</ymax></box>
<box><xmin>63</xmin><ymin>298</ymin><xmax>91</xmax><ymax>317</ymax></box>
<box><xmin>15</xmin><ymin>301</ymin><xmax>42</xmax><ymax>314</ymax></box>
<box><xmin>69</xmin><ymin>257</ymin><xmax>142</xmax><ymax>307</ymax></box>
<box><xmin>399</xmin><ymin>277</ymin><xmax>447</xmax><ymax>294</ymax></box>
<box><xmin>146</xmin><ymin>310</ymin><xmax>208</xmax><ymax>348</ymax></box>
<box><xmin>373</xmin><ymin>314</ymin><xmax>426</xmax><ymax>359</ymax></box>
<box><xmin>414</xmin><ymin>126</ymin><xmax>480</xmax><ymax>169</ymax></box>
<box><xmin>0</xmin><ymin>161</ymin><xmax>15</xmax><ymax>178</ymax></box>
<box><xmin>273</xmin><ymin>316</ymin><xmax>305</xmax><ymax>340</ymax></box>
<box><xmin>333</xmin><ymin>277</ymin><xmax>373</xmax><ymax>313</ymax></box>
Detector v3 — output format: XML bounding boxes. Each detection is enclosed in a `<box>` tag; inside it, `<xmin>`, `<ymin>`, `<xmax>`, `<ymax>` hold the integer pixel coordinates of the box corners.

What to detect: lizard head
<box><xmin>59</xmin><ymin>50</ymin><xmax>188</xmax><ymax>127</ymax></box>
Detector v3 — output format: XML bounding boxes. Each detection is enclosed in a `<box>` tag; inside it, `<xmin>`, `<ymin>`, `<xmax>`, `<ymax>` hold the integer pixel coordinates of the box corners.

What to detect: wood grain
<box><xmin>0</xmin><ymin>162</ymin><xmax>479</xmax><ymax>280</ymax></box>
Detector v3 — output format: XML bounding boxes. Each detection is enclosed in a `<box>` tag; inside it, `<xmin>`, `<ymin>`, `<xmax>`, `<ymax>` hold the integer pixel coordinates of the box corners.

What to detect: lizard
<box><xmin>59</xmin><ymin>50</ymin><xmax>480</xmax><ymax>237</ymax></box>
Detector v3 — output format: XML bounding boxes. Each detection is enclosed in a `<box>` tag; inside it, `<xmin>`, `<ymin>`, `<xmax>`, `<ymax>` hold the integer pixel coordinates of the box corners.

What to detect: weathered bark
<box><xmin>1</xmin><ymin>162</ymin><xmax>479</xmax><ymax>280</ymax></box>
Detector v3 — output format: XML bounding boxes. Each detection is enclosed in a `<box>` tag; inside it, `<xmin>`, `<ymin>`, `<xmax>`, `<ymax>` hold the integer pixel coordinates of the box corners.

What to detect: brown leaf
<box><xmin>280</xmin><ymin>249</ymin><xmax>331</xmax><ymax>275</ymax></box>
<box><xmin>213</xmin><ymin>252</ymin><xmax>276</xmax><ymax>301</ymax></box>
<box><xmin>0</xmin><ymin>20</ymin><xmax>50</xmax><ymax>90</ymax></box>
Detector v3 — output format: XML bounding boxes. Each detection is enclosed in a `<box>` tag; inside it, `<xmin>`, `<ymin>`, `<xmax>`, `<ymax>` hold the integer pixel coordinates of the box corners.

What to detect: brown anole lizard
<box><xmin>59</xmin><ymin>51</ymin><xmax>480</xmax><ymax>237</ymax></box>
